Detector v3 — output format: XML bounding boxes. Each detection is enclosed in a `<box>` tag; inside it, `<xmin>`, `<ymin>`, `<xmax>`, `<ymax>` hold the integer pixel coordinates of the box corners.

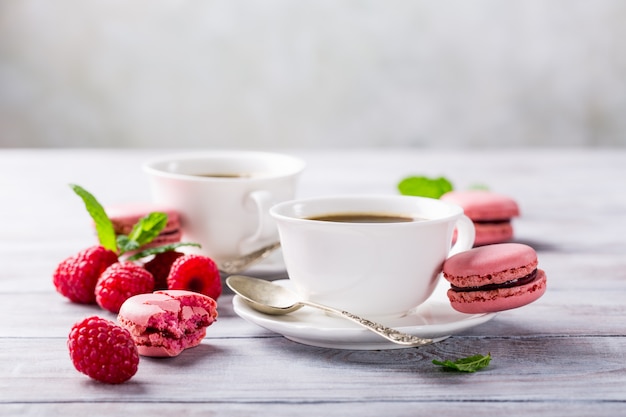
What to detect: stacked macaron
<box><xmin>104</xmin><ymin>203</ymin><xmax>182</xmax><ymax>249</ymax></box>
<box><xmin>442</xmin><ymin>243</ymin><xmax>547</xmax><ymax>314</ymax></box>
<box><xmin>441</xmin><ymin>190</ymin><xmax>519</xmax><ymax>246</ymax></box>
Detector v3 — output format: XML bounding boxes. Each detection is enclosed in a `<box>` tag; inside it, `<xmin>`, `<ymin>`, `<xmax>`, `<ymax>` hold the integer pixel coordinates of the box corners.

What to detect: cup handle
<box><xmin>241</xmin><ymin>190</ymin><xmax>276</xmax><ymax>252</ymax></box>
<box><xmin>448</xmin><ymin>214</ymin><xmax>475</xmax><ymax>257</ymax></box>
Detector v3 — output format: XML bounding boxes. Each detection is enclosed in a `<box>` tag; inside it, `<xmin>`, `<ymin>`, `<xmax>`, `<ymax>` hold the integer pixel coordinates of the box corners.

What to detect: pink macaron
<box><xmin>117</xmin><ymin>290</ymin><xmax>218</xmax><ymax>357</ymax></box>
<box><xmin>441</xmin><ymin>190</ymin><xmax>519</xmax><ymax>246</ymax></box>
<box><xmin>442</xmin><ymin>243</ymin><xmax>546</xmax><ymax>314</ymax></box>
<box><xmin>104</xmin><ymin>203</ymin><xmax>182</xmax><ymax>248</ymax></box>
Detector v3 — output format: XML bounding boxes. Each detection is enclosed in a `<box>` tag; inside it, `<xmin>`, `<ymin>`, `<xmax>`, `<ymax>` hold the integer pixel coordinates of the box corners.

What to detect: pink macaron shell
<box><xmin>117</xmin><ymin>290</ymin><xmax>218</xmax><ymax>357</ymax></box>
<box><xmin>443</xmin><ymin>243</ymin><xmax>538</xmax><ymax>287</ymax></box>
<box><xmin>451</xmin><ymin>222</ymin><xmax>514</xmax><ymax>247</ymax></box>
<box><xmin>441</xmin><ymin>190</ymin><xmax>519</xmax><ymax>221</ymax></box>
<box><xmin>447</xmin><ymin>269</ymin><xmax>547</xmax><ymax>314</ymax></box>
<box><xmin>473</xmin><ymin>222</ymin><xmax>514</xmax><ymax>246</ymax></box>
<box><xmin>156</xmin><ymin>289</ymin><xmax>218</xmax><ymax>314</ymax></box>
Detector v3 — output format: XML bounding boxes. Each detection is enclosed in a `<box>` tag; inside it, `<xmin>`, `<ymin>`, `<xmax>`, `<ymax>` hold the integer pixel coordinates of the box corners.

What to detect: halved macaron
<box><xmin>441</xmin><ymin>190</ymin><xmax>519</xmax><ymax>246</ymax></box>
<box><xmin>442</xmin><ymin>243</ymin><xmax>546</xmax><ymax>314</ymax></box>
<box><xmin>117</xmin><ymin>289</ymin><xmax>218</xmax><ymax>357</ymax></box>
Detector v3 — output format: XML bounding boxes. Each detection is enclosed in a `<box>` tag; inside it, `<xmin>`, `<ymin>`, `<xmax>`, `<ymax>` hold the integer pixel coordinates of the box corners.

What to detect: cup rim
<box><xmin>270</xmin><ymin>194</ymin><xmax>464</xmax><ymax>226</ymax></box>
<box><xmin>142</xmin><ymin>150</ymin><xmax>306</xmax><ymax>182</ymax></box>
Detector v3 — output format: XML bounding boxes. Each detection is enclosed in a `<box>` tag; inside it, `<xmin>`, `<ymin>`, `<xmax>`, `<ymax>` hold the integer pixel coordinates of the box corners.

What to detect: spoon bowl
<box><xmin>226</xmin><ymin>275</ymin><xmax>434</xmax><ymax>347</ymax></box>
<box><xmin>226</xmin><ymin>274</ymin><xmax>303</xmax><ymax>315</ymax></box>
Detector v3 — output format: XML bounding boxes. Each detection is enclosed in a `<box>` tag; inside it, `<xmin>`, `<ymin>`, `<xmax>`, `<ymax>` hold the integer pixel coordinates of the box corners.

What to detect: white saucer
<box><xmin>232</xmin><ymin>278</ymin><xmax>497</xmax><ymax>350</ymax></box>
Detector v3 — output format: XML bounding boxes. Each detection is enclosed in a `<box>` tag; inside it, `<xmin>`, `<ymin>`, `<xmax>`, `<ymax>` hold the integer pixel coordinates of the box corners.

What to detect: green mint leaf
<box><xmin>432</xmin><ymin>353</ymin><xmax>491</xmax><ymax>373</ymax></box>
<box><xmin>398</xmin><ymin>176</ymin><xmax>453</xmax><ymax>199</ymax></box>
<box><xmin>126</xmin><ymin>242</ymin><xmax>201</xmax><ymax>261</ymax></box>
<box><xmin>127</xmin><ymin>212</ymin><xmax>168</xmax><ymax>247</ymax></box>
<box><xmin>116</xmin><ymin>235</ymin><xmax>141</xmax><ymax>254</ymax></box>
<box><xmin>69</xmin><ymin>184</ymin><xmax>117</xmax><ymax>253</ymax></box>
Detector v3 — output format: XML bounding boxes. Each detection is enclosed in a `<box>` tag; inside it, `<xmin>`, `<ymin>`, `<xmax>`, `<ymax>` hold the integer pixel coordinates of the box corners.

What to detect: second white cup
<box><xmin>143</xmin><ymin>151</ymin><xmax>305</xmax><ymax>263</ymax></box>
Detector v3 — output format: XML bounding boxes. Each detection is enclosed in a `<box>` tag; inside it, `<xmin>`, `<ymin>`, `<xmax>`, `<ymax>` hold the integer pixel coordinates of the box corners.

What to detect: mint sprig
<box><xmin>432</xmin><ymin>353</ymin><xmax>491</xmax><ymax>373</ymax></box>
<box><xmin>70</xmin><ymin>184</ymin><xmax>175</xmax><ymax>256</ymax></box>
<box><xmin>70</xmin><ymin>184</ymin><xmax>118</xmax><ymax>252</ymax></box>
<box><xmin>398</xmin><ymin>176</ymin><xmax>453</xmax><ymax>199</ymax></box>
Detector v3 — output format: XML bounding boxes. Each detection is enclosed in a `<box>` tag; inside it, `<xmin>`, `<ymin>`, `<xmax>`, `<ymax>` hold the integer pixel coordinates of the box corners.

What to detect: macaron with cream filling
<box><xmin>442</xmin><ymin>243</ymin><xmax>546</xmax><ymax>314</ymax></box>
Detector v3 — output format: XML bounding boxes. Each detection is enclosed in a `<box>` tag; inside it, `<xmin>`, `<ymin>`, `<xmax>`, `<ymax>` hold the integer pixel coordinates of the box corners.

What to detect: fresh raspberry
<box><xmin>143</xmin><ymin>251</ymin><xmax>184</xmax><ymax>290</ymax></box>
<box><xmin>167</xmin><ymin>255</ymin><xmax>222</xmax><ymax>300</ymax></box>
<box><xmin>68</xmin><ymin>316</ymin><xmax>139</xmax><ymax>384</ymax></box>
<box><xmin>53</xmin><ymin>245</ymin><xmax>118</xmax><ymax>304</ymax></box>
<box><xmin>95</xmin><ymin>262</ymin><xmax>154</xmax><ymax>313</ymax></box>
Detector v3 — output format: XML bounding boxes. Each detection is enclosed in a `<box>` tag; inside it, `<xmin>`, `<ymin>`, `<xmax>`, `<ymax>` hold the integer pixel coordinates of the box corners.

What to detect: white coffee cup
<box><xmin>143</xmin><ymin>151</ymin><xmax>305</xmax><ymax>263</ymax></box>
<box><xmin>270</xmin><ymin>195</ymin><xmax>475</xmax><ymax>318</ymax></box>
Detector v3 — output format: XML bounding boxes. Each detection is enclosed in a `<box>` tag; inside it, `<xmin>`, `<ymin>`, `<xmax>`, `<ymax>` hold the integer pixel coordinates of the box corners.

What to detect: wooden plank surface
<box><xmin>1</xmin><ymin>148</ymin><xmax>625</xmax><ymax>416</ymax></box>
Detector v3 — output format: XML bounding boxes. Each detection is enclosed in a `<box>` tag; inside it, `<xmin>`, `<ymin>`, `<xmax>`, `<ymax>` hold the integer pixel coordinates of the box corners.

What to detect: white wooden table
<box><xmin>1</xmin><ymin>148</ymin><xmax>625</xmax><ymax>416</ymax></box>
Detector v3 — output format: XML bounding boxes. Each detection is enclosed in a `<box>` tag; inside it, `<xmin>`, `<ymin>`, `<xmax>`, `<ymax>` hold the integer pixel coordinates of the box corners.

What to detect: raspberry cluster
<box><xmin>53</xmin><ymin>247</ymin><xmax>222</xmax><ymax>313</ymax></box>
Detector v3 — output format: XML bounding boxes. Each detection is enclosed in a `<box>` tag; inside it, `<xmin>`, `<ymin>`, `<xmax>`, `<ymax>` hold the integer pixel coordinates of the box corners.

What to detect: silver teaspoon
<box><xmin>217</xmin><ymin>242</ymin><xmax>281</xmax><ymax>275</ymax></box>
<box><xmin>226</xmin><ymin>275</ymin><xmax>433</xmax><ymax>347</ymax></box>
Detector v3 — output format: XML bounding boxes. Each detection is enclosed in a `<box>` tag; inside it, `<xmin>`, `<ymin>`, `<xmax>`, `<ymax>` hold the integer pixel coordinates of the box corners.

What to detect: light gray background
<box><xmin>1</xmin><ymin>0</ymin><xmax>625</xmax><ymax>149</ymax></box>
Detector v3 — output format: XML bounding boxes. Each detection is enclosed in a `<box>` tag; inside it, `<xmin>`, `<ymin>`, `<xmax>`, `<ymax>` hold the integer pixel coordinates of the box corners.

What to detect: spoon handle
<box><xmin>301</xmin><ymin>301</ymin><xmax>433</xmax><ymax>347</ymax></box>
<box><xmin>218</xmin><ymin>242</ymin><xmax>281</xmax><ymax>275</ymax></box>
